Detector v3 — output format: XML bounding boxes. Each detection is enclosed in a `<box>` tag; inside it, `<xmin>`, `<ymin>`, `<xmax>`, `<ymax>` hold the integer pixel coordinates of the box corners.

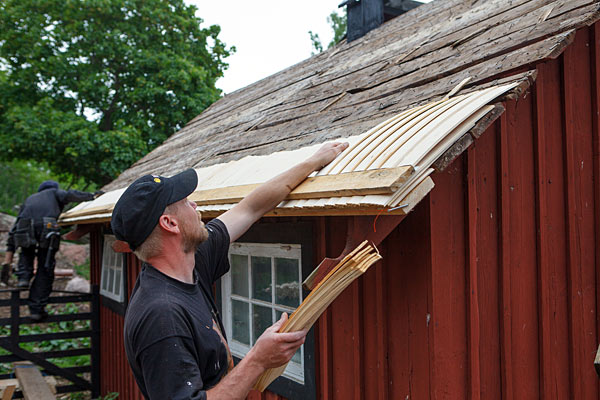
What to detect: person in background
<box><xmin>2</xmin><ymin>180</ymin><xmax>102</xmax><ymax>321</ymax></box>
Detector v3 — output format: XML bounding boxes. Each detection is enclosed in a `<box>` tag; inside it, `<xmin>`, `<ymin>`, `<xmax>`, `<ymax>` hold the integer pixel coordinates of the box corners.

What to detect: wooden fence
<box><xmin>0</xmin><ymin>286</ymin><xmax>100</xmax><ymax>398</ymax></box>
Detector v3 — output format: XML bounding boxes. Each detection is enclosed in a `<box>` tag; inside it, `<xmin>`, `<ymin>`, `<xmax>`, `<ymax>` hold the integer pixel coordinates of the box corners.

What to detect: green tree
<box><xmin>309</xmin><ymin>10</ymin><xmax>347</xmax><ymax>54</ymax></box>
<box><xmin>0</xmin><ymin>0</ymin><xmax>234</xmax><ymax>186</ymax></box>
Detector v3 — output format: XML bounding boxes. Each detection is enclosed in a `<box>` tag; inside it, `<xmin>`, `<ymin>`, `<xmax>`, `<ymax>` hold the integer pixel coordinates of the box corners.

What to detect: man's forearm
<box><xmin>206</xmin><ymin>350</ymin><xmax>265</xmax><ymax>400</ymax></box>
<box><xmin>239</xmin><ymin>160</ymin><xmax>318</xmax><ymax>217</ymax></box>
<box><xmin>218</xmin><ymin>142</ymin><xmax>348</xmax><ymax>242</ymax></box>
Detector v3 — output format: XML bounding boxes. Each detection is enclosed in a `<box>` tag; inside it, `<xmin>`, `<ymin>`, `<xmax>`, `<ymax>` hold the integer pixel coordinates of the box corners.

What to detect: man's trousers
<box><xmin>16</xmin><ymin>245</ymin><xmax>56</xmax><ymax>313</ymax></box>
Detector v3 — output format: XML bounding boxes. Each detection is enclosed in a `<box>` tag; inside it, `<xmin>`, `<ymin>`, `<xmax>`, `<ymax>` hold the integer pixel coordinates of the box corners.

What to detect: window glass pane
<box><xmin>232</xmin><ymin>300</ymin><xmax>250</xmax><ymax>345</ymax></box>
<box><xmin>231</xmin><ymin>255</ymin><xmax>249</xmax><ymax>297</ymax></box>
<box><xmin>252</xmin><ymin>304</ymin><xmax>272</xmax><ymax>345</ymax></box>
<box><xmin>101</xmin><ymin>270</ymin><xmax>108</xmax><ymax>291</ymax></box>
<box><xmin>291</xmin><ymin>347</ymin><xmax>302</xmax><ymax>364</ymax></box>
<box><xmin>275</xmin><ymin>258</ymin><xmax>300</xmax><ymax>307</ymax></box>
<box><xmin>108</xmin><ymin>268</ymin><xmax>115</xmax><ymax>293</ymax></box>
<box><xmin>114</xmin><ymin>271</ymin><xmax>121</xmax><ymax>296</ymax></box>
<box><xmin>251</xmin><ymin>256</ymin><xmax>271</xmax><ymax>302</ymax></box>
<box><xmin>110</xmin><ymin>251</ymin><xmax>116</xmax><ymax>267</ymax></box>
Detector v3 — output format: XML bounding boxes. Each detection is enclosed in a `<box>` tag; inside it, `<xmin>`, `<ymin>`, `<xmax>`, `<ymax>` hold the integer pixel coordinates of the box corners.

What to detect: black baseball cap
<box><xmin>111</xmin><ymin>169</ymin><xmax>198</xmax><ymax>251</ymax></box>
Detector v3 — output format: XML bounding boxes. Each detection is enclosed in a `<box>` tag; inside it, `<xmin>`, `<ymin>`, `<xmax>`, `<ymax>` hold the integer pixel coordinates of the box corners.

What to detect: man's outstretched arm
<box><xmin>217</xmin><ymin>142</ymin><xmax>348</xmax><ymax>242</ymax></box>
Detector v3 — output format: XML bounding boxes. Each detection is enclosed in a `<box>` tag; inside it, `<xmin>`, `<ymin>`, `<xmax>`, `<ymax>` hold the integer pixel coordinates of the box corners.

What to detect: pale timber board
<box><xmin>422</xmin><ymin>105</ymin><xmax>496</xmax><ymax>169</ymax></box>
<box><xmin>198</xmin><ymin>177</ymin><xmax>435</xmax><ymax>218</ymax></box>
<box><xmin>326</xmin><ymin>100</ymin><xmax>446</xmax><ymax>174</ymax></box>
<box><xmin>364</xmin><ymin>95</ymin><xmax>469</xmax><ymax>170</ymax></box>
<box><xmin>382</xmin><ymin>84</ymin><xmax>517</xmax><ymax>167</ymax></box>
<box><xmin>189</xmin><ymin>166</ymin><xmax>413</xmax><ymax>205</ymax></box>
<box><xmin>15</xmin><ymin>362</ymin><xmax>55</xmax><ymax>400</ymax></box>
<box><xmin>384</xmin><ymin>168</ymin><xmax>434</xmax><ymax>208</ymax></box>
<box><xmin>318</xmin><ymin>104</ymin><xmax>426</xmax><ymax>175</ymax></box>
<box><xmin>0</xmin><ymin>377</ymin><xmax>57</xmax><ymax>397</ymax></box>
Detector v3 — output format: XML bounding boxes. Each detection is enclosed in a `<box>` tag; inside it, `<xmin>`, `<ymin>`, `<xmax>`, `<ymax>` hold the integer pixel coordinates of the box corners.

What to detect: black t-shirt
<box><xmin>124</xmin><ymin>219</ymin><xmax>232</xmax><ymax>400</ymax></box>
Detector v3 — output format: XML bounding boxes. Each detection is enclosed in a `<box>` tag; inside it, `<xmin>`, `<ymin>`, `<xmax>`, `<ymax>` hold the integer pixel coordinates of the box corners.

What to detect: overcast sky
<box><xmin>187</xmin><ymin>1</ymin><xmax>432</xmax><ymax>94</ymax></box>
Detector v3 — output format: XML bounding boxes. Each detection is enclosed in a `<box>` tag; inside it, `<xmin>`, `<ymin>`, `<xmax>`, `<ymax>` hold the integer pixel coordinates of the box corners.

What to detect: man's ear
<box><xmin>157</xmin><ymin>213</ymin><xmax>180</xmax><ymax>234</ymax></box>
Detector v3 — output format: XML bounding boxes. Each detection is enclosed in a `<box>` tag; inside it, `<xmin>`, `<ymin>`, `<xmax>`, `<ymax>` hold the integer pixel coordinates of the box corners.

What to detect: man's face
<box><xmin>176</xmin><ymin>198</ymin><xmax>208</xmax><ymax>253</ymax></box>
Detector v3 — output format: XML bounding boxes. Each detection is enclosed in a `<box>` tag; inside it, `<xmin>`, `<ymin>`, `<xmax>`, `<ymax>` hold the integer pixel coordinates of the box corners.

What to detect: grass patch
<box><xmin>73</xmin><ymin>260</ymin><xmax>91</xmax><ymax>281</ymax></box>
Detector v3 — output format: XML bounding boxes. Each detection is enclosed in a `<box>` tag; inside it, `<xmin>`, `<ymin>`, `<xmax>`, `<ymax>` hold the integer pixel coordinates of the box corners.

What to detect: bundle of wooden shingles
<box><xmin>254</xmin><ymin>240</ymin><xmax>381</xmax><ymax>391</ymax></box>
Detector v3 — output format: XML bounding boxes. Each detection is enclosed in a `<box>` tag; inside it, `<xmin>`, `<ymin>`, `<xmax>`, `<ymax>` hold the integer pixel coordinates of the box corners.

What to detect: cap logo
<box><xmin>153</xmin><ymin>176</ymin><xmax>161</xmax><ymax>183</ymax></box>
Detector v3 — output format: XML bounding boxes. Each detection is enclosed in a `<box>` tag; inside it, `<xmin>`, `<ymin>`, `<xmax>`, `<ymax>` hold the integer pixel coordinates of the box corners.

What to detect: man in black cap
<box><xmin>112</xmin><ymin>141</ymin><xmax>348</xmax><ymax>399</ymax></box>
<box><xmin>3</xmin><ymin>181</ymin><xmax>102</xmax><ymax>320</ymax></box>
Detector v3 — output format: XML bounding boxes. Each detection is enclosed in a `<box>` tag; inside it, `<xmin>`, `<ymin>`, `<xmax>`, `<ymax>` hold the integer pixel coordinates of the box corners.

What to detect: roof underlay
<box><xmin>59</xmin><ymin>0</ymin><xmax>600</xmax><ymax>224</ymax></box>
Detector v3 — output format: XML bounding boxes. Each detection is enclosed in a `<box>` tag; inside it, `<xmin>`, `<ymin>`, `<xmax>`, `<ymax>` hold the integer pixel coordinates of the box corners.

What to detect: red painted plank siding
<box><xmin>501</xmin><ymin>86</ymin><xmax>541</xmax><ymax>399</ymax></box>
<box><xmin>427</xmin><ymin>153</ymin><xmax>469</xmax><ymax>399</ymax></box>
<box><xmin>591</xmin><ymin>23</ymin><xmax>600</xmax><ymax>400</ymax></box>
<box><xmin>533</xmin><ymin>59</ymin><xmax>571</xmax><ymax>399</ymax></box>
<box><xmin>90</xmin><ymin>23</ymin><xmax>600</xmax><ymax>400</ymax></box>
<box><xmin>466</xmin><ymin>121</ymin><xmax>502</xmax><ymax>399</ymax></box>
<box><xmin>312</xmin><ymin>25</ymin><xmax>599</xmax><ymax>400</ymax></box>
<box><xmin>562</xmin><ymin>27</ymin><xmax>599</xmax><ymax>400</ymax></box>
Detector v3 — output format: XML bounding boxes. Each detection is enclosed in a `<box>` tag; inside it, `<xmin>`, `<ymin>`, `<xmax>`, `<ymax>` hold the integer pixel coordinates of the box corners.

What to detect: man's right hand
<box><xmin>206</xmin><ymin>313</ymin><xmax>307</xmax><ymax>400</ymax></box>
<box><xmin>247</xmin><ymin>313</ymin><xmax>307</xmax><ymax>370</ymax></box>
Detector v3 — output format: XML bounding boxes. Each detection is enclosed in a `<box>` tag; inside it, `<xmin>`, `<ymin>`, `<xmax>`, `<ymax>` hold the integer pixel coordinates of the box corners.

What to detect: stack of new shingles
<box><xmin>253</xmin><ymin>241</ymin><xmax>382</xmax><ymax>392</ymax></box>
<box><xmin>180</xmin><ymin>82</ymin><xmax>519</xmax><ymax>211</ymax></box>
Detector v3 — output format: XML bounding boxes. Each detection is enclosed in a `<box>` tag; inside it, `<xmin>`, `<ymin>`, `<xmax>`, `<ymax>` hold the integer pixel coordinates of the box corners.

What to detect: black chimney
<box><xmin>342</xmin><ymin>0</ymin><xmax>424</xmax><ymax>42</ymax></box>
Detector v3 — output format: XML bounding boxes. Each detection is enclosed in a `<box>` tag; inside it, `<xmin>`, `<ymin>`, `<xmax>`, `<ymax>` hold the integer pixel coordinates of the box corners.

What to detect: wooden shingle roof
<box><xmin>103</xmin><ymin>0</ymin><xmax>599</xmax><ymax>192</ymax></box>
<box><xmin>59</xmin><ymin>0</ymin><xmax>600</xmax><ymax>224</ymax></box>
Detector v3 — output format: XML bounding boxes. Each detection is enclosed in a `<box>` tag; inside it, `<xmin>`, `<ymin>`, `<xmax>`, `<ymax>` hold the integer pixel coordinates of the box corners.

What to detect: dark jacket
<box><xmin>6</xmin><ymin>188</ymin><xmax>94</xmax><ymax>252</ymax></box>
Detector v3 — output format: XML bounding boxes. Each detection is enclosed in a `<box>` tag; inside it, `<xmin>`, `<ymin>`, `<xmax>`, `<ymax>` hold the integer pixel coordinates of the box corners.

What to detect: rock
<box><xmin>55</xmin><ymin>242</ymin><xmax>89</xmax><ymax>269</ymax></box>
<box><xmin>0</xmin><ymin>213</ymin><xmax>15</xmax><ymax>232</ymax></box>
<box><xmin>0</xmin><ymin>213</ymin><xmax>16</xmax><ymax>252</ymax></box>
<box><xmin>65</xmin><ymin>276</ymin><xmax>90</xmax><ymax>293</ymax></box>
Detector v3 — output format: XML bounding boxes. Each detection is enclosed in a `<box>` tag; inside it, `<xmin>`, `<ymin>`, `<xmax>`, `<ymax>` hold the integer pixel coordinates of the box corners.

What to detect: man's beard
<box><xmin>181</xmin><ymin>212</ymin><xmax>208</xmax><ymax>253</ymax></box>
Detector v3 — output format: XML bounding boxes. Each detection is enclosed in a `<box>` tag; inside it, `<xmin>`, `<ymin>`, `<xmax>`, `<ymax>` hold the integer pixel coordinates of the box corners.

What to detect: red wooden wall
<box><xmin>90</xmin><ymin>24</ymin><xmax>600</xmax><ymax>399</ymax></box>
<box><xmin>91</xmin><ymin>230</ymin><xmax>144</xmax><ymax>399</ymax></box>
<box><xmin>303</xmin><ymin>25</ymin><xmax>600</xmax><ymax>400</ymax></box>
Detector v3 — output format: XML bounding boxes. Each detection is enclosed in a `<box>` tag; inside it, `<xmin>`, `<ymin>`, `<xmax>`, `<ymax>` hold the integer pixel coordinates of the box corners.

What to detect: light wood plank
<box><xmin>14</xmin><ymin>362</ymin><xmax>56</xmax><ymax>400</ymax></box>
<box><xmin>189</xmin><ymin>166</ymin><xmax>413</xmax><ymax>205</ymax></box>
<box><xmin>1</xmin><ymin>384</ymin><xmax>15</xmax><ymax>400</ymax></box>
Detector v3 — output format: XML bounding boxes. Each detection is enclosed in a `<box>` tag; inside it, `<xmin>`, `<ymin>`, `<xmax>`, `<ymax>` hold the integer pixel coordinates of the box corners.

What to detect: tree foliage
<box><xmin>0</xmin><ymin>0</ymin><xmax>234</xmax><ymax>186</ymax></box>
<box><xmin>309</xmin><ymin>10</ymin><xmax>347</xmax><ymax>54</ymax></box>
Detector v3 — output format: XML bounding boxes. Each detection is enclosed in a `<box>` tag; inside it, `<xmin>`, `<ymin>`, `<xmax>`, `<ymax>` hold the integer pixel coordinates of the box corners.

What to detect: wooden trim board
<box><xmin>189</xmin><ymin>166</ymin><xmax>414</xmax><ymax>205</ymax></box>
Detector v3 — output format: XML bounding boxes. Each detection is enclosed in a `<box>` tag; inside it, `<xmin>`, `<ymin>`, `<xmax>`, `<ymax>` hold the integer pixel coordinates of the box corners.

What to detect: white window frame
<box><xmin>100</xmin><ymin>235</ymin><xmax>125</xmax><ymax>303</ymax></box>
<box><xmin>221</xmin><ymin>242</ymin><xmax>304</xmax><ymax>384</ymax></box>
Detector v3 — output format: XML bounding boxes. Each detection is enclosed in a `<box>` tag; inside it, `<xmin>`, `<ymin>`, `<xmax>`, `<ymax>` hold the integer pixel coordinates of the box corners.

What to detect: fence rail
<box><xmin>0</xmin><ymin>285</ymin><xmax>100</xmax><ymax>398</ymax></box>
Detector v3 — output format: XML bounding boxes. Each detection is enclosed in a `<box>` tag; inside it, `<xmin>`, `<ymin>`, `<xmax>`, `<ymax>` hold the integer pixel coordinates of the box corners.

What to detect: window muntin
<box><xmin>100</xmin><ymin>235</ymin><xmax>125</xmax><ymax>303</ymax></box>
<box><xmin>222</xmin><ymin>242</ymin><xmax>304</xmax><ymax>383</ymax></box>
